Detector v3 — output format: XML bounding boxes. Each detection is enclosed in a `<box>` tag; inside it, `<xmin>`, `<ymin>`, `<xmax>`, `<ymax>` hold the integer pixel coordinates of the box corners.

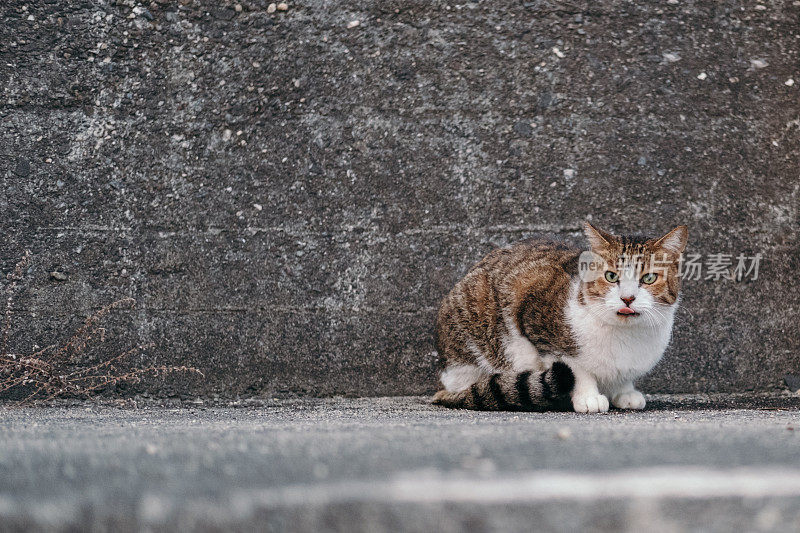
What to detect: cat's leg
<box><xmin>440</xmin><ymin>364</ymin><xmax>484</xmax><ymax>392</ymax></box>
<box><xmin>504</xmin><ymin>334</ymin><xmax>544</xmax><ymax>372</ymax></box>
<box><xmin>566</xmin><ymin>361</ymin><xmax>609</xmax><ymax>413</ymax></box>
<box><xmin>609</xmin><ymin>381</ymin><xmax>646</xmax><ymax>410</ymax></box>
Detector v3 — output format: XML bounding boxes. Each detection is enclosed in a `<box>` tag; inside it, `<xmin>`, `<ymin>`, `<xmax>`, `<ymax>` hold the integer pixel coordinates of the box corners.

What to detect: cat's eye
<box><xmin>604</xmin><ymin>271</ymin><xmax>619</xmax><ymax>283</ymax></box>
<box><xmin>641</xmin><ymin>273</ymin><xmax>658</xmax><ymax>284</ymax></box>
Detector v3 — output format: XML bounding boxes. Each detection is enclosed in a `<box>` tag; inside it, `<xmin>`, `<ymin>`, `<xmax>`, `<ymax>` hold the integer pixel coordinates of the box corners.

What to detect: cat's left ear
<box><xmin>653</xmin><ymin>225</ymin><xmax>688</xmax><ymax>257</ymax></box>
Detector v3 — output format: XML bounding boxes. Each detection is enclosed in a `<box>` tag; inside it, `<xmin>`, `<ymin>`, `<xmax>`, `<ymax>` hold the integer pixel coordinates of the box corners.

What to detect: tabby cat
<box><xmin>433</xmin><ymin>222</ymin><xmax>688</xmax><ymax>413</ymax></box>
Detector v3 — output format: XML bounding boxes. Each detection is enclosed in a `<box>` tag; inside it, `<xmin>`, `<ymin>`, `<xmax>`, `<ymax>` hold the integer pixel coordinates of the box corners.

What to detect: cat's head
<box><xmin>579</xmin><ymin>222</ymin><xmax>688</xmax><ymax>326</ymax></box>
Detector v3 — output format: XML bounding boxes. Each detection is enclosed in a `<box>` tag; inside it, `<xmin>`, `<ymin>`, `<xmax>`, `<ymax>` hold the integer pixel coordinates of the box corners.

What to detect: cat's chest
<box><xmin>568</xmin><ymin>316</ymin><xmax>673</xmax><ymax>385</ymax></box>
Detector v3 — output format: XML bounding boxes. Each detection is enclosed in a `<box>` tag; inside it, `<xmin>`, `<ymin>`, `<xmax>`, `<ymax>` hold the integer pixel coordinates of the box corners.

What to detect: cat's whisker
<box><xmin>646</xmin><ymin>306</ymin><xmax>666</xmax><ymax>321</ymax></box>
<box><xmin>645</xmin><ymin>310</ymin><xmax>661</xmax><ymax>330</ymax></box>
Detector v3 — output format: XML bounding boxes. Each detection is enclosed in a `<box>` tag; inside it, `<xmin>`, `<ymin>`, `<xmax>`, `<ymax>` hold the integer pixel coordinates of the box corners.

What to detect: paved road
<box><xmin>2</xmin><ymin>396</ymin><xmax>800</xmax><ymax>532</ymax></box>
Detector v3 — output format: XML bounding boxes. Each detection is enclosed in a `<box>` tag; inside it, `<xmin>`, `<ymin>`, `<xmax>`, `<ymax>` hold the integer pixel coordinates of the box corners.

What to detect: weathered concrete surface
<box><xmin>0</xmin><ymin>1</ymin><xmax>798</xmax><ymax>398</ymax></box>
<box><xmin>2</xmin><ymin>397</ymin><xmax>800</xmax><ymax>531</ymax></box>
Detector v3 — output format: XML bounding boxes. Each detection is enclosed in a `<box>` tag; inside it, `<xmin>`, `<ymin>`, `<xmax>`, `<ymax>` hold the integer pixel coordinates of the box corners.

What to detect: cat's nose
<box><xmin>620</xmin><ymin>295</ymin><xmax>636</xmax><ymax>306</ymax></box>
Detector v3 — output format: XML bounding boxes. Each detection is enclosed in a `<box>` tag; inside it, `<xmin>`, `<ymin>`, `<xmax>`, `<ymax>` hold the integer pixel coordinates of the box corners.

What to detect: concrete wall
<box><xmin>1</xmin><ymin>0</ymin><xmax>798</xmax><ymax>398</ymax></box>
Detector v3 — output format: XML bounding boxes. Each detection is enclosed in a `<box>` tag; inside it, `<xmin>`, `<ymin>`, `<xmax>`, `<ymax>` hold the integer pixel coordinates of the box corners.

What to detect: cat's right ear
<box><xmin>583</xmin><ymin>221</ymin><xmax>615</xmax><ymax>252</ymax></box>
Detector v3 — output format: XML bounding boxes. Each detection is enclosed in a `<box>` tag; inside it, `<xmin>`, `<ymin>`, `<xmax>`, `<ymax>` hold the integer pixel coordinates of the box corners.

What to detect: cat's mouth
<box><xmin>617</xmin><ymin>307</ymin><xmax>639</xmax><ymax>317</ymax></box>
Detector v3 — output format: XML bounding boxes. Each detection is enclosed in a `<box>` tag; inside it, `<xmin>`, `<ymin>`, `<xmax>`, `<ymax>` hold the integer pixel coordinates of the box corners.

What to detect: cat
<box><xmin>433</xmin><ymin>222</ymin><xmax>688</xmax><ymax>413</ymax></box>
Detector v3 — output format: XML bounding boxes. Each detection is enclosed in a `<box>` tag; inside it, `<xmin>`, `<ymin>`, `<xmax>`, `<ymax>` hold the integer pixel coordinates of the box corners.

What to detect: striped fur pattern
<box><xmin>434</xmin><ymin>222</ymin><xmax>688</xmax><ymax>413</ymax></box>
<box><xmin>432</xmin><ymin>362</ymin><xmax>574</xmax><ymax>411</ymax></box>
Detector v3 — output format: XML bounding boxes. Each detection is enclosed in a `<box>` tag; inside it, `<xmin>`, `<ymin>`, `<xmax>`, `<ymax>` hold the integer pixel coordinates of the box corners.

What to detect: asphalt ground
<box><xmin>2</xmin><ymin>395</ymin><xmax>800</xmax><ymax>532</ymax></box>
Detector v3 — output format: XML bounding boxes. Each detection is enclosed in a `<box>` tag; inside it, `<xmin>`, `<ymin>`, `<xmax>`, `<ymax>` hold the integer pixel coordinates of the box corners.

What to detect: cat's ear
<box><xmin>583</xmin><ymin>221</ymin><xmax>615</xmax><ymax>252</ymax></box>
<box><xmin>653</xmin><ymin>225</ymin><xmax>688</xmax><ymax>257</ymax></box>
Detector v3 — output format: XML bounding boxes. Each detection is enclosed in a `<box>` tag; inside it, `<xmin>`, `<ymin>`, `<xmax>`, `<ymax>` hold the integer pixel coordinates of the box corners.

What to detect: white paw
<box><xmin>612</xmin><ymin>390</ymin><xmax>646</xmax><ymax>410</ymax></box>
<box><xmin>572</xmin><ymin>392</ymin><xmax>609</xmax><ymax>413</ymax></box>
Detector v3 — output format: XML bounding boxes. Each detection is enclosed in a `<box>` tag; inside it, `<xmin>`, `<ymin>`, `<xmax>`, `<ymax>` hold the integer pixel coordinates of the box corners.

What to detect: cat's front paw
<box><xmin>572</xmin><ymin>392</ymin><xmax>609</xmax><ymax>413</ymax></box>
<box><xmin>612</xmin><ymin>390</ymin><xmax>646</xmax><ymax>410</ymax></box>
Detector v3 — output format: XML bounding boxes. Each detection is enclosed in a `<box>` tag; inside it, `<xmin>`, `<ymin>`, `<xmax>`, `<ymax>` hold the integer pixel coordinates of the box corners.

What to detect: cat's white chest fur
<box><xmin>566</xmin><ymin>295</ymin><xmax>676</xmax><ymax>395</ymax></box>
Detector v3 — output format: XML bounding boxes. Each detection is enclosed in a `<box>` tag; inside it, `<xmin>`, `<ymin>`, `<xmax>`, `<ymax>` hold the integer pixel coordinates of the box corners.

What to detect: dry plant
<box><xmin>0</xmin><ymin>251</ymin><xmax>203</xmax><ymax>405</ymax></box>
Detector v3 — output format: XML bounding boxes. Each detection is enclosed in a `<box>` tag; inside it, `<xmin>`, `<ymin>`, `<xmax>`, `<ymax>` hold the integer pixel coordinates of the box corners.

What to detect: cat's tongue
<box><xmin>617</xmin><ymin>307</ymin><xmax>637</xmax><ymax>315</ymax></box>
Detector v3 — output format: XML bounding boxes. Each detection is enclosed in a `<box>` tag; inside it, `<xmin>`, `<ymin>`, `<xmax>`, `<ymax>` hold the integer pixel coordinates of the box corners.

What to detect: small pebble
<box><xmin>50</xmin><ymin>271</ymin><xmax>68</xmax><ymax>282</ymax></box>
<box><xmin>347</xmin><ymin>20</ymin><xmax>360</xmax><ymax>28</ymax></box>
<box><xmin>234</xmin><ymin>4</ymin><xmax>242</xmax><ymax>12</ymax></box>
<box><xmin>267</xmin><ymin>3</ymin><xmax>276</xmax><ymax>13</ymax></box>
<box><xmin>785</xmin><ymin>78</ymin><xmax>795</xmax><ymax>87</ymax></box>
<box><xmin>513</xmin><ymin>121</ymin><xmax>533</xmax><ymax>136</ymax></box>
<box><xmin>556</xmin><ymin>428</ymin><xmax>572</xmax><ymax>440</ymax></box>
<box><xmin>750</xmin><ymin>59</ymin><xmax>768</xmax><ymax>69</ymax></box>
<box><xmin>697</xmin><ymin>72</ymin><xmax>707</xmax><ymax>80</ymax></box>
<box><xmin>253</xmin><ymin>204</ymin><xmax>263</xmax><ymax>211</ymax></box>
<box><xmin>552</xmin><ymin>47</ymin><xmax>565</xmax><ymax>59</ymax></box>
<box><xmin>663</xmin><ymin>52</ymin><xmax>681</xmax><ymax>63</ymax></box>
<box><xmin>276</xmin><ymin>2</ymin><xmax>288</xmax><ymax>11</ymax></box>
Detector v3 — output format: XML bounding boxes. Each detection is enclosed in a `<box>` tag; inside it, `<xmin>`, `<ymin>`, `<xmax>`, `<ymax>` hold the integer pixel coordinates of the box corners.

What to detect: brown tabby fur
<box><xmin>435</xmin><ymin>240</ymin><xmax>580</xmax><ymax>369</ymax></box>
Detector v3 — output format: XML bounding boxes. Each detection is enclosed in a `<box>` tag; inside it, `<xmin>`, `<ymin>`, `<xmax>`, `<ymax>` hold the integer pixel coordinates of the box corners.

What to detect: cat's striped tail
<box><xmin>432</xmin><ymin>362</ymin><xmax>575</xmax><ymax>411</ymax></box>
